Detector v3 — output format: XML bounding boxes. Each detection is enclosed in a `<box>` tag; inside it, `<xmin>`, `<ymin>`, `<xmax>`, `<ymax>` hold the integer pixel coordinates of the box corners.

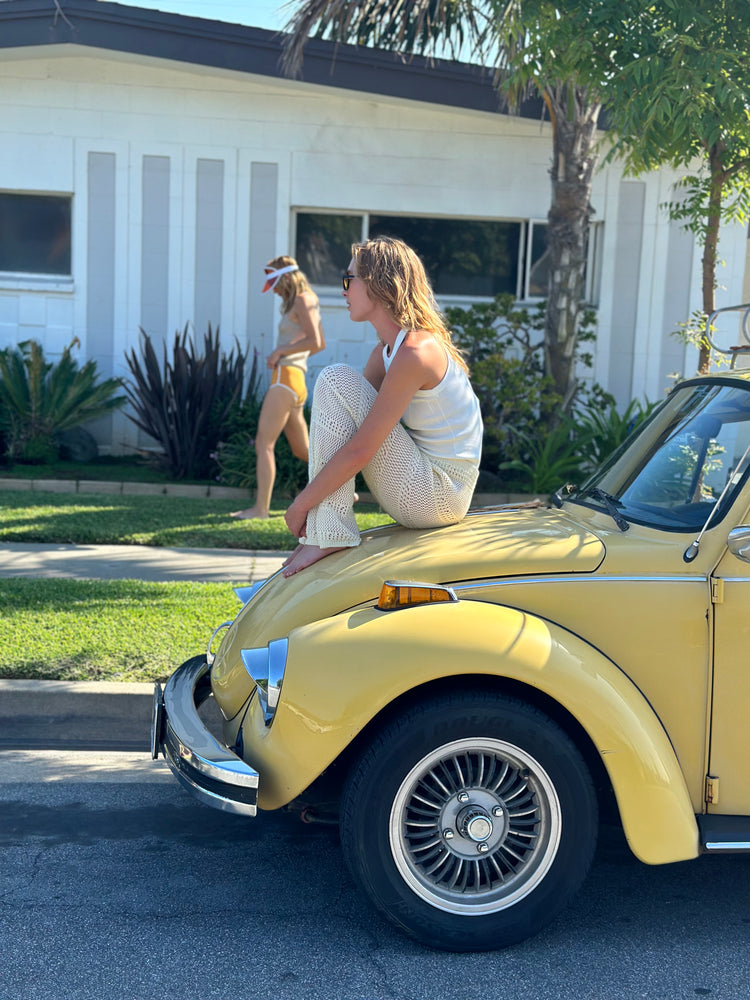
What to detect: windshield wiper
<box><xmin>583</xmin><ymin>488</ymin><xmax>630</xmax><ymax>532</ymax></box>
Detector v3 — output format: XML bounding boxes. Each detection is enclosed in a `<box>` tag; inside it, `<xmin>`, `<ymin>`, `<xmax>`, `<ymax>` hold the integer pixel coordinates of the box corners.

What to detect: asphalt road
<box><xmin>2</xmin><ymin>751</ymin><xmax>749</xmax><ymax>1000</ymax></box>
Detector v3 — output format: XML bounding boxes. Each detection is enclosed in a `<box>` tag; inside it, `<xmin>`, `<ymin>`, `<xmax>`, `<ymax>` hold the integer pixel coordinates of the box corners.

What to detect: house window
<box><xmin>295</xmin><ymin>210</ymin><xmax>521</xmax><ymax>298</ymax></box>
<box><xmin>294</xmin><ymin>210</ymin><xmax>600</xmax><ymax>304</ymax></box>
<box><xmin>0</xmin><ymin>193</ymin><xmax>72</xmax><ymax>276</ymax></box>
<box><xmin>368</xmin><ymin>215</ymin><xmax>520</xmax><ymax>297</ymax></box>
<box><xmin>295</xmin><ymin>212</ymin><xmax>363</xmax><ymax>286</ymax></box>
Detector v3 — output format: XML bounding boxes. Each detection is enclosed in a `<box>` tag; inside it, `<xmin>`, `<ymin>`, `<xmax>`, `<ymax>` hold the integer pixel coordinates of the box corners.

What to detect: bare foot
<box><xmin>230</xmin><ymin>507</ymin><xmax>269</xmax><ymax>520</ymax></box>
<box><xmin>282</xmin><ymin>543</ymin><xmax>347</xmax><ymax>577</ymax></box>
<box><xmin>281</xmin><ymin>543</ymin><xmax>304</xmax><ymax>568</ymax></box>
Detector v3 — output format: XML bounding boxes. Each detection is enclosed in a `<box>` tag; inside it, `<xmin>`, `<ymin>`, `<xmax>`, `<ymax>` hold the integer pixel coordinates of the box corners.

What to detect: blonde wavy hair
<box><xmin>351</xmin><ymin>236</ymin><xmax>468</xmax><ymax>373</ymax></box>
<box><xmin>266</xmin><ymin>254</ymin><xmax>313</xmax><ymax>314</ymax></box>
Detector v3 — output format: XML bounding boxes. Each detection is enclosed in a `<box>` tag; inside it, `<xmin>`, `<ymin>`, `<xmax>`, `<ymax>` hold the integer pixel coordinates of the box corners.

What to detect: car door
<box><xmin>708</xmin><ymin>525</ymin><xmax>750</xmax><ymax>815</ymax></box>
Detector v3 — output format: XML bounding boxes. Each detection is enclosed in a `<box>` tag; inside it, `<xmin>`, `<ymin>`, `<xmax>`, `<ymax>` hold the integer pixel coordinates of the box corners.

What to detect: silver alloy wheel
<box><xmin>389</xmin><ymin>737</ymin><xmax>562</xmax><ymax>915</ymax></box>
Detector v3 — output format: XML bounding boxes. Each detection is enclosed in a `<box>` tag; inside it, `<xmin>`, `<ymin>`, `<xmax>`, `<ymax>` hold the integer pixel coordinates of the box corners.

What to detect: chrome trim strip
<box><xmin>704</xmin><ymin>841</ymin><xmax>750</xmax><ymax>851</ymax></box>
<box><xmin>453</xmin><ymin>574</ymin><xmax>706</xmax><ymax>594</ymax></box>
<box><xmin>158</xmin><ymin>656</ymin><xmax>258</xmax><ymax>817</ymax></box>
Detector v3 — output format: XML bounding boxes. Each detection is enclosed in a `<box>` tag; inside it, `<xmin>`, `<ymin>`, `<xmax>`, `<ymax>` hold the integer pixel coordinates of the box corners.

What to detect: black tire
<box><xmin>339</xmin><ymin>690</ymin><xmax>597</xmax><ymax>952</ymax></box>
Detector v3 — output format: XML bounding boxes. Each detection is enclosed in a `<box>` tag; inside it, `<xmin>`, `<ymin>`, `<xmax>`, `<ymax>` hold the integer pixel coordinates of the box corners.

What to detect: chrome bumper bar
<box><xmin>151</xmin><ymin>655</ymin><xmax>259</xmax><ymax>817</ymax></box>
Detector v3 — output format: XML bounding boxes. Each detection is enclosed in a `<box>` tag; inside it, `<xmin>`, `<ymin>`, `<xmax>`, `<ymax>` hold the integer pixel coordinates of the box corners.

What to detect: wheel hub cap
<box><xmin>390</xmin><ymin>738</ymin><xmax>562</xmax><ymax>915</ymax></box>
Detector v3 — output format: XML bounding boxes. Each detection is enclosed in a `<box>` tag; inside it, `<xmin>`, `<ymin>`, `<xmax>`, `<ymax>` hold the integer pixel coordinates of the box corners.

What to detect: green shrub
<box><xmin>446</xmin><ymin>296</ymin><xmax>661</xmax><ymax>494</ymax></box>
<box><xmin>0</xmin><ymin>338</ymin><xmax>125</xmax><ymax>464</ymax></box>
<box><xmin>447</xmin><ymin>295</ymin><xmax>600</xmax><ymax>485</ymax></box>
<box><xmin>499</xmin><ymin>397</ymin><xmax>660</xmax><ymax>496</ymax></box>
<box><xmin>499</xmin><ymin>419</ymin><xmax>594</xmax><ymax>494</ymax></box>
<box><xmin>124</xmin><ymin>324</ymin><xmax>246</xmax><ymax>480</ymax></box>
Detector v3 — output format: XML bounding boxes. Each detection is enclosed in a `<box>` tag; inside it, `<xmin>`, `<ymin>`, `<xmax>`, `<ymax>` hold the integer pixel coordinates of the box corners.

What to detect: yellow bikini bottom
<box><xmin>270</xmin><ymin>364</ymin><xmax>308</xmax><ymax>407</ymax></box>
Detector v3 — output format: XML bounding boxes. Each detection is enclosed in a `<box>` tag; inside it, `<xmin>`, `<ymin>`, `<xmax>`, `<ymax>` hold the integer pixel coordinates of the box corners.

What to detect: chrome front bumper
<box><xmin>151</xmin><ymin>655</ymin><xmax>259</xmax><ymax>817</ymax></box>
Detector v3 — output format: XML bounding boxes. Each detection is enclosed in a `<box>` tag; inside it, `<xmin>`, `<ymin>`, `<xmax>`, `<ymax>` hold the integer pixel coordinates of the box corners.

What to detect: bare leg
<box><xmin>282</xmin><ymin>404</ymin><xmax>309</xmax><ymax>463</ymax></box>
<box><xmin>230</xmin><ymin>386</ymin><xmax>292</xmax><ymax>520</ymax></box>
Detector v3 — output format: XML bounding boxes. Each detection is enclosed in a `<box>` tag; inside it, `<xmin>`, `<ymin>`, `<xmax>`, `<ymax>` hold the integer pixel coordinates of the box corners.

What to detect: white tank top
<box><xmin>383</xmin><ymin>330</ymin><xmax>483</xmax><ymax>463</ymax></box>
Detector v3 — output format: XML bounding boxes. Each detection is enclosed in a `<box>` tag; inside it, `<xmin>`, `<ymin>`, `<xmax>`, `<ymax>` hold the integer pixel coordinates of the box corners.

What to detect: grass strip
<box><xmin>0</xmin><ymin>578</ymin><xmax>243</xmax><ymax>683</ymax></box>
<box><xmin>0</xmin><ymin>490</ymin><xmax>392</xmax><ymax>549</ymax></box>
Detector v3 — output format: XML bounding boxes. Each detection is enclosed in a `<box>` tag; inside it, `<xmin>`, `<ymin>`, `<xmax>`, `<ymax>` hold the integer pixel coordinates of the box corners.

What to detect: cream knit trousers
<box><xmin>302</xmin><ymin>364</ymin><xmax>479</xmax><ymax>548</ymax></box>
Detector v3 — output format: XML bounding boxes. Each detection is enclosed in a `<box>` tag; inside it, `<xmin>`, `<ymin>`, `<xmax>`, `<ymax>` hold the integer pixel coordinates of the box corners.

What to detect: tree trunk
<box><xmin>699</xmin><ymin>145</ymin><xmax>725</xmax><ymax>372</ymax></box>
<box><xmin>544</xmin><ymin>84</ymin><xmax>601</xmax><ymax>413</ymax></box>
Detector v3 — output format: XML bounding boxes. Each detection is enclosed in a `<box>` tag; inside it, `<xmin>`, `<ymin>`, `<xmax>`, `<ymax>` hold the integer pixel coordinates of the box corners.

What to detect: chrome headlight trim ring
<box><xmin>241</xmin><ymin>638</ymin><xmax>289</xmax><ymax>725</ymax></box>
<box><xmin>206</xmin><ymin>620</ymin><xmax>234</xmax><ymax>666</ymax></box>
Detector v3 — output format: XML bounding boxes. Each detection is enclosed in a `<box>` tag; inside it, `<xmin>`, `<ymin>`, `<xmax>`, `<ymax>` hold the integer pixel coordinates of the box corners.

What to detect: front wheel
<box><xmin>339</xmin><ymin>691</ymin><xmax>598</xmax><ymax>951</ymax></box>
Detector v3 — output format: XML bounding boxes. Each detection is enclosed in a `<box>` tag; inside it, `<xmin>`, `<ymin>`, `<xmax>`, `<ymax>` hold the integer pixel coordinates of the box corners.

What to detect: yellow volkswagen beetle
<box><xmin>153</xmin><ymin>367</ymin><xmax>750</xmax><ymax>952</ymax></box>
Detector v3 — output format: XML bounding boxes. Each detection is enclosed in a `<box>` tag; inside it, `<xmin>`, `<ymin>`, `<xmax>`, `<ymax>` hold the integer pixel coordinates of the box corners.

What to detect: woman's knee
<box><xmin>253</xmin><ymin>433</ymin><xmax>278</xmax><ymax>454</ymax></box>
<box><xmin>314</xmin><ymin>364</ymin><xmax>358</xmax><ymax>395</ymax></box>
<box><xmin>313</xmin><ymin>364</ymin><xmax>375</xmax><ymax>417</ymax></box>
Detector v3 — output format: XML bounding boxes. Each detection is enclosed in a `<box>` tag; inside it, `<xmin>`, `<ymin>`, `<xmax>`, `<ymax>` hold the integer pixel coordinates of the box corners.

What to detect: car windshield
<box><xmin>572</xmin><ymin>378</ymin><xmax>750</xmax><ymax>531</ymax></box>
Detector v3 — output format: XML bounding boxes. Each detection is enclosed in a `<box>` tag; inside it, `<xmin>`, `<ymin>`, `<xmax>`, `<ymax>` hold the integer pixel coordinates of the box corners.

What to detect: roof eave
<box><xmin>0</xmin><ymin>0</ymin><xmax>544</xmax><ymax>118</ymax></box>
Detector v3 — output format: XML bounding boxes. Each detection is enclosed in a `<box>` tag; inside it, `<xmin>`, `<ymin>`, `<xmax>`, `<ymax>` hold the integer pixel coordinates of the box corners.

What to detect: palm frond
<box><xmin>282</xmin><ymin>0</ymin><xmax>494</xmax><ymax>78</ymax></box>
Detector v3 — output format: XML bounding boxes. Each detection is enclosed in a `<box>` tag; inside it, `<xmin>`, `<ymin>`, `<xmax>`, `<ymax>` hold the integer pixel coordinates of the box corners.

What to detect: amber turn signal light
<box><xmin>377</xmin><ymin>580</ymin><xmax>458</xmax><ymax>611</ymax></box>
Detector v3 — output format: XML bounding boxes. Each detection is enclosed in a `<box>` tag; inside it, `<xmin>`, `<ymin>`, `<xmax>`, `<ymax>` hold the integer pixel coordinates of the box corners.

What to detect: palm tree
<box><xmin>281</xmin><ymin>0</ymin><xmax>626</xmax><ymax>412</ymax></box>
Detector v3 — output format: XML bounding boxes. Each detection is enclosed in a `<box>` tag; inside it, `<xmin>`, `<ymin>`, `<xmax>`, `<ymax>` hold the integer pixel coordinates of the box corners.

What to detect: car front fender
<box><xmin>243</xmin><ymin>599</ymin><xmax>699</xmax><ymax>865</ymax></box>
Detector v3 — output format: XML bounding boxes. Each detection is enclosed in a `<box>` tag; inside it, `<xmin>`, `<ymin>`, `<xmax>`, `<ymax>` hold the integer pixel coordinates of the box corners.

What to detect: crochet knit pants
<box><xmin>302</xmin><ymin>364</ymin><xmax>479</xmax><ymax>548</ymax></box>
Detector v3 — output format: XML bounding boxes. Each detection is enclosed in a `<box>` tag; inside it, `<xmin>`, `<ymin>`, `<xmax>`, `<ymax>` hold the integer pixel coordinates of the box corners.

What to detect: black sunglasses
<box><xmin>342</xmin><ymin>272</ymin><xmax>356</xmax><ymax>292</ymax></box>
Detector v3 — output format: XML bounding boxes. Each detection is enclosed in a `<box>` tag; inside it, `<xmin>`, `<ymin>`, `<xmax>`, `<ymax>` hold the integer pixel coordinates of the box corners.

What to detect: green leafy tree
<box><xmin>446</xmin><ymin>295</ymin><xmax>561</xmax><ymax>473</ymax></box>
<box><xmin>605</xmin><ymin>0</ymin><xmax>750</xmax><ymax>371</ymax></box>
<box><xmin>0</xmin><ymin>339</ymin><xmax>125</xmax><ymax>463</ymax></box>
<box><xmin>280</xmin><ymin>0</ymin><xmax>641</xmax><ymax>410</ymax></box>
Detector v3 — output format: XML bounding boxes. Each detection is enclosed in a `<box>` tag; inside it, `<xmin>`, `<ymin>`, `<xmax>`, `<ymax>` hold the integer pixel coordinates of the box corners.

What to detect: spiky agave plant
<box><xmin>0</xmin><ymin>338</ymin><xmax>125</xmax><ymax>463</ymax></box>
<box><xmin>123</xmin><ymin>324</ymin><xmax>246</xmax><ymax>479</ymax></box>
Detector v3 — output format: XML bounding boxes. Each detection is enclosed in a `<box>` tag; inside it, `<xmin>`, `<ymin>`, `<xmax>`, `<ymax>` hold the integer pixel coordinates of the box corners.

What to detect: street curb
<box><xmin>0</xmin><ymin>679</ymin><xmax>154</xmax><ymax>751</ymax></box>
<box><xmin>0</xmin><ymin>477</ymin><xmax>253</xmax><ymax>500</ymax></box>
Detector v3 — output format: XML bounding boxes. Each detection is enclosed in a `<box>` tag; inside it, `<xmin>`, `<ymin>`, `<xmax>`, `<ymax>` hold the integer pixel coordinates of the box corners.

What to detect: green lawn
<box><xmin>0</xmin><ymin>577</ymin><xmax>241</xmax><ymax>683</ymax></box>
<box><xmin>0</xmin><ymin>489</ymin><xmax>392</xmax><ymax>549</ymax></box>
<box><xmin>0</xmin><ymin>490</ymin><xmax>393</xmax><ymax>682</ymax></box>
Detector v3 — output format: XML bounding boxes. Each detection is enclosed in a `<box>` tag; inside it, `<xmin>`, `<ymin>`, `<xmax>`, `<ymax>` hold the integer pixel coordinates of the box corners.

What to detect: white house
<box><xmin>1</xmin><ymin>0</ymin><xmax>747</xmax><ymax>453</ymax></box>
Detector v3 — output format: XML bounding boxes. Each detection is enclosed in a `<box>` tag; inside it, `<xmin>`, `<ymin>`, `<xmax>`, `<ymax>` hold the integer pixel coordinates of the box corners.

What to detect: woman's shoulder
<box><xmin>294</xmin><ymin>288</ymin><xmax>320</xmax><ymax>310</ymax></box>
<box><xmin>401</xmin><ymin>329</ymin><xmax>448</xmax><ymax>363</ymax></box>
<box><xmin>392</xmin><ymin>330</ymin><xmax>449</xmax><ymax>387</ymax></box>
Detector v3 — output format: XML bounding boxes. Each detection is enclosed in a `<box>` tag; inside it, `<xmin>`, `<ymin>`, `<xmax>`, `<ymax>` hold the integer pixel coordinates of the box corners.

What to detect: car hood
<box><xmin>212</xmin><ymin>503</ymin><xmax>605</xmax><ymax>708</ymax></box>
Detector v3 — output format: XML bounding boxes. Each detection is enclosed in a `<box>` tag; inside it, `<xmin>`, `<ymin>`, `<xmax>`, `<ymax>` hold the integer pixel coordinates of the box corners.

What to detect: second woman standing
<box><xmin>231</xmin><ymin>255</ymin><xmax>325</xmax><ymax>521</ymax></box>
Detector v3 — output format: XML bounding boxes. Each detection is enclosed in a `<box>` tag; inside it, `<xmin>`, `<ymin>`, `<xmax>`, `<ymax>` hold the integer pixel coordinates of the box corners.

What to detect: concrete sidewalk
<box><xmin>0</xmin><ymin>541</ymin><xmax>289</xmax><ymax>583</ymax></box>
